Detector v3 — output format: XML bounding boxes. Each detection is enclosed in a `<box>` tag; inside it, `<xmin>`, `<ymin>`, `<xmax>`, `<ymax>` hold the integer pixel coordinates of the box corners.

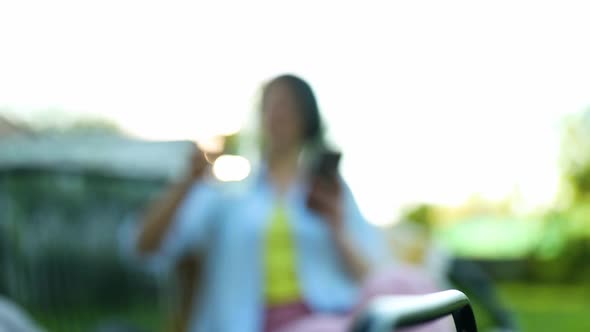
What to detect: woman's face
<box><xmin>262</xmin><ymin>82</ymin><xmax>305</xmax><ymax>153</ymax></box>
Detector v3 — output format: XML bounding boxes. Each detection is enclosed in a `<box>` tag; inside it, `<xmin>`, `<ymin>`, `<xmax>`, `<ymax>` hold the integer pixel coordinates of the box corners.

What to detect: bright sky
<box><xmin>2</xmin><ymin>1</ymin><xmax>590</xmax><ymax>225</ymax></box>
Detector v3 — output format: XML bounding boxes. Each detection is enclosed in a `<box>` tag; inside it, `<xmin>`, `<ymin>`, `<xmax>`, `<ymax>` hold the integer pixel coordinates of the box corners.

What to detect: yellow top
<box><xmin>264</xmin><ymin>202</ymin><xmax>302</xmax><ymax>305</ymax></box>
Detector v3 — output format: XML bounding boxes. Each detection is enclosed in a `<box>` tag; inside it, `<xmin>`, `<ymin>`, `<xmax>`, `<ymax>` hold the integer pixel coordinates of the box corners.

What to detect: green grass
<box><xmin>32</xmin><ymin>283</ymin><xmax>590</xmax><ymax>332</ymax></box>
<box><xmin>496</xmin><ymin>282</ymin><xmax>590</xmax><ymax>332</ymax></box>
<box><xmin>33</xmin><ymin>302</ymin><xmax>163</xmax><ymax>332</ymax></box>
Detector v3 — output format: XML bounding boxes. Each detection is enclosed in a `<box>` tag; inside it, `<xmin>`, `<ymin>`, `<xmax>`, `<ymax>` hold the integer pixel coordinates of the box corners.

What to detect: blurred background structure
<box><xmin>1</xmin><ymin>1</ymin><xmax>590</xmax><ymax>331</ymax></box>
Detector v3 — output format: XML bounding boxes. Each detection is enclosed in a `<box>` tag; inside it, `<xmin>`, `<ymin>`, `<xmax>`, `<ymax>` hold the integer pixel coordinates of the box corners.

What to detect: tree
<box><xmin>545</xmin><ymin>108</ymin><xmax>590</xmax><ymax>278</ymax></box>
<box><xmin>561</xmin><ymin>109</ymin><xmax>590</xmax><ymax>202</ymax></box>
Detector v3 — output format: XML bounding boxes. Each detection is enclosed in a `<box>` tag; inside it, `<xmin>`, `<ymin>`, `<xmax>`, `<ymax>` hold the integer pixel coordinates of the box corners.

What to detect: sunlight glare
<box><xmin>212</xmin><ymin>155</ymin><xmax>251</xmax><ymax>182</ymax></box>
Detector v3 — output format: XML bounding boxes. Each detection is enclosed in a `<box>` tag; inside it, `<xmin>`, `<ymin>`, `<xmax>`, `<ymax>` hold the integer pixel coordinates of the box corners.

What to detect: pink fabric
<box><xmin>272</xmin><ymin>265</ymin><xmax>455</xmax><ymax>332</ymax></box>
<box><xmin>264</xmin><ymin>301</ymin><xmax>312</xmax><ymax>332</ymax></box>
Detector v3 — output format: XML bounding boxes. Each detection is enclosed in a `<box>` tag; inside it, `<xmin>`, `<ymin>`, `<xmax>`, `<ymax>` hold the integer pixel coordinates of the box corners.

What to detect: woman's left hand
<box><xmin>307</xmin><ymin>176</ymin><xmax>345</xmax><ymax>234</ymax></box>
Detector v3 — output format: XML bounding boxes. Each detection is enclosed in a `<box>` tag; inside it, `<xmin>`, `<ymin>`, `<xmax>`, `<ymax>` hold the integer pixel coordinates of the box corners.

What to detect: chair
<box><xmin>349</xmin><ymin>290</ymin><xmax>477</xmax><ymax>332</ymax></box>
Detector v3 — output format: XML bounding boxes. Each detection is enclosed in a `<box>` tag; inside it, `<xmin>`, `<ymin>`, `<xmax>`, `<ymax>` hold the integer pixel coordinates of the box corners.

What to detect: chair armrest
<box><xmin>349</xmin><ymin>289</ymin><xmax>477</xmax><ymax>332</ymax></box>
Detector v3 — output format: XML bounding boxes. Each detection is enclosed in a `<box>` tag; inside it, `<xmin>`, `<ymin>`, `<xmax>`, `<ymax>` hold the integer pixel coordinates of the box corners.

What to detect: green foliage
<box><xmin>560</xmin><ymin>109</ymin><xmax>590</xmax><ymax>202</ymax></box>
<box><xmin>223</xmin><ymin>133</ymin><xmax>241</xmax><ymax>155</ymax></box>
<box><xmin>0</xmin><ymin>170</ymin><xmax>165</xmax><ymax>312</ymax></box>
<box><xmin>401</xmin><ymin>204</ymin><xmax>434</xmax><ymax>228</ymax></box>
<box><xmin>532</xmin><ymin>108</ymin><xmax>590</xmax><ymax>267</ymax></box>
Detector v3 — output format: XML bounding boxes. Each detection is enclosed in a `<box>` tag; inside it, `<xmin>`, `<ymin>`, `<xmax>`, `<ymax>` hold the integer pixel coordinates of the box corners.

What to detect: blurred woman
<box><xmin>123</xmin><ymin>74</ymin><xmax>445</xmax><ymax>332</ymax></box>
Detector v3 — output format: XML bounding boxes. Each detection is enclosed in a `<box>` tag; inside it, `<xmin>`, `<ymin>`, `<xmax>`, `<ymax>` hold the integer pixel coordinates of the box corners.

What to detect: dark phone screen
<box><xmin>311</xmin><ymin>151</ymin><xmax>341</xmax><ymax>178</ymax></box>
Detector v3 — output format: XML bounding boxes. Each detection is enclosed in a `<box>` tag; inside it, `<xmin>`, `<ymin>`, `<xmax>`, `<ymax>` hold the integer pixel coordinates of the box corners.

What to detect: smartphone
<box><xmin>307</xmin><ymin>150</ymin><xmax>341</xmax><ymax>211</ymax></box>
<box><xmin>310</xmin><ymin>150</ymin><xmax>342</xmax><ymax>178</ymax></box>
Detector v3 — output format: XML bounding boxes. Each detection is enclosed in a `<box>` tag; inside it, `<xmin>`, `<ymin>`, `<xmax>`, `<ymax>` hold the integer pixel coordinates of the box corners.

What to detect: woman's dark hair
<box><xmin>262</xmin><ymin>74</ymin><xmax>323</xmax><ymax>144</ymax></box>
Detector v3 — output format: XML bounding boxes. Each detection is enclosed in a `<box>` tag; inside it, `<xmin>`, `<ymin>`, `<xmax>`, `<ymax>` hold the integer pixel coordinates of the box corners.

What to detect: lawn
<box><xmin>33</xmin><ymin>301</ymin><xmax>164</xmax><ymax>332</ymax></box>
<box><xmin>495</xmin><ymin>282</ymin><xmax>590</xmax><ymax>332</ymax></box>
<box><xmin>32</xmin><ymin>282</ymin><xmax>590</xmax><ymax>332</ymax></box>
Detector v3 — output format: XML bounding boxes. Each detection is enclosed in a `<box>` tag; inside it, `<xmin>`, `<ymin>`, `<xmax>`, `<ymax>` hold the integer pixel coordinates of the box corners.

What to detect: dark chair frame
<box><xmin>349</xmin><ymin>290</ymin><xmax>477</xmax><ymax>332</ymax></box>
